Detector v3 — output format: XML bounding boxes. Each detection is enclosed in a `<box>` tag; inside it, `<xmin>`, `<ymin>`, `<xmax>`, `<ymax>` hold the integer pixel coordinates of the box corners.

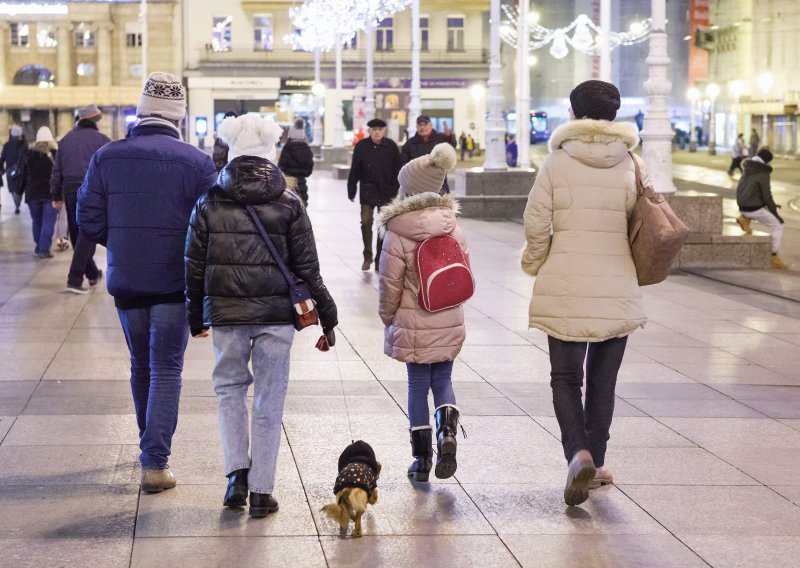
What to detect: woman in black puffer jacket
<box><xmin>184</xmin><ymin>114</ymin><xmax>337</xmax><ymax>517</ymax></box>
<box><xmin>20</xmin><ymin>127</ymin><xmax>58</xmax><ymax>257</ymax></box>
<box><xmin>277</xmin><ymin>118</ymin><xmax>314</xmax><ymax>206</ymax></box>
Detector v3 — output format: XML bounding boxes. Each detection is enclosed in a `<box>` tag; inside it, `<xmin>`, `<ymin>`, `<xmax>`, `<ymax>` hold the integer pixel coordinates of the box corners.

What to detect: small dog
<box><xmin>320</xmin><ymin>440</ymin><xmax>381</xmax><ymax>537</ymax></box>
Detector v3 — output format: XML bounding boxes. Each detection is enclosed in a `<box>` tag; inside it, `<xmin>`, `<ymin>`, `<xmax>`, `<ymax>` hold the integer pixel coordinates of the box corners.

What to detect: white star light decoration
<box><xmin>499</xmin><ymin>5</ymin><xmax>652</xmax><ymax>60</ymax></box>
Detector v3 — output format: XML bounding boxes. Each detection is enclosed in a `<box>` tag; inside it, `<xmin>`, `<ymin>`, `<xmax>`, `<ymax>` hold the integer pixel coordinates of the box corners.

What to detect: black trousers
<box><xmin>64</xmin><ymin>191</ymin><xmax>100</xmax><ymax>286</ymax></box>
<box><xmin>548</xmin><ymin>335</ymin><xmax>628</xmax><ymax>466</ymax></box>
<box><xmin>728</xmin><ymin>156</ymin><xmax>744</xmax><ymax>175</ymax></box>
<box><xmin>360</xmin><ymin>204</ymin><xmax>383</xmax><ymax>264</ymax></box>
<box><xmin>294</xmin><ymin>177</ymin><xmax>309</xmax><ymax>206</ymax></box>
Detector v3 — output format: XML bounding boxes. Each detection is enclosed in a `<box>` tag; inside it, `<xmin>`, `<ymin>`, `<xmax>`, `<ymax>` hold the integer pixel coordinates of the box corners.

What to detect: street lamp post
<box><xmin>484</xmin><ymin>0</ymin><xmax>507</xmax><ymax>171</ymax></box>
<box><xmin>515</xmin><ymin>0</ymin><xmax>531</xmax><ymax>169</ymax></box>
<box><xmin>688</xmin><ymin>87</ymin><xmax>699</xmax><ymax>153</ymax></box>
<box><xmin>333</xmin><ymin>33</ymin><xmax>344</xmax><ymax>148</ymax></box>
<box><xmin>758</xmin><ymin>71</ymin><xmax>773</xmax><ymax>148</ymax></box>
<box><xmin>311</xmin><ymin>48</ymin><xmax>324</xmax><ymax>147</ymax></box>
<box><xmin>706</xmin><ymin>83</ymin><xmax>719</xmax><ymax>156</ymax></box>
<box><xmin>139</xmin><ymin>0</ymin><xmax>148</xmax><ymax>85</ymax></box>
<box><xmin>409</xmin><ymin>0</ymin><xmax>421</xmax><ymax>130</ymax></box>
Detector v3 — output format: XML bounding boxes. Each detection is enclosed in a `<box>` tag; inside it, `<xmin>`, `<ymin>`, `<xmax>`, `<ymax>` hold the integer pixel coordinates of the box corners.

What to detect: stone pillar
<box><xmin>333</xmin><ymin>35</ymin><xmax>344</xmax><ymax>149</ymax></box>
<box><xmin>56</xmin><ymin>24</ymin><xmax>73</xmax><ymax>86</ymax></box>
<box><xmin>364</xmin><ymin>20</ymin><xmax>375</xmax><ymax>120</ymax></box>
<box><xmin>97</xmin><ymin>23</ymin><xmax>113</xmax><ymax>88</ymax></box>
<box><xmin>0</xmin><ymin>22</ymin><xmax>8</xmax><ymax>89</ymax></box>
<box><xmin>515</xmin><ymin>0</ymin><xmax>530</xmax><ymax>168</ymax></box>
<box><xmin>311</xmin><ymin>48</ymin><xmax>323</xmax><ymax>147</ymax></box>
<box><xmin>483</xmin><ymin>0</ymin><xmax>507</xmax><ymax>171</ymax></box>
<box><xmin>57</xmin><ymin>110</ymin><xmax>74</xmax><ymax>140</ymax></box>
<box><xmin>408</xmin><ymin>0</ymin><xmax>422</xmax><ymax>134</ymax></box>
<box><xmin>639</xmin><ymin>0</ymin><xmax>675</xmax><ymax>193</ymax></box>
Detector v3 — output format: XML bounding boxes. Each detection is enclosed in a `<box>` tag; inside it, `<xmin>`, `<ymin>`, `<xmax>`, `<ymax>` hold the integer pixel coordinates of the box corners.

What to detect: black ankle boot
<box><xmin>434</xmin><ymin>406</ymin><xmax>459</xmax><ymax>479</ymax></box>
<box><xmin>249</xmin><ymin>492</ymin><xmax>279</xmax><ymax>517</ymax></box>
<box><xmin>223</xmin><ymin>468</ymin><xmax>248</xmax><ymax>507</ymax></box>
<box><xmin>407</xmin><ymin>427</ymin><xmax>433</xmax><ymax>482</ymax></box>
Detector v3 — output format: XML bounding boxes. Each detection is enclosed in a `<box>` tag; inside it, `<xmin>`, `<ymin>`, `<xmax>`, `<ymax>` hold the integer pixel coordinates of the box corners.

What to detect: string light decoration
<box><xmin>500</xmin><ymin>5</ymin><xmax>652</xmax><ymax>60</ymax></box>
<box><xmin>285</xmin><ymin>0</ymin><xmax>411</xmax><ymax>51</ymax></box>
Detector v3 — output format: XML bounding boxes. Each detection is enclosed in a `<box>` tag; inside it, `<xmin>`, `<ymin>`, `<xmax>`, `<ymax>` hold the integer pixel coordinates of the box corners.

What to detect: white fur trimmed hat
<box><xmin>398</xmin><ymin>142</ymin><xmax>458</xmax><ymax>198</ymax></box>
<box><xmin>137</xmin><ymin>72</ymin><xmax>186</xmax><ymax>121</ymax></box>
<box><xmin>218</xmin><ymin>114</ymin><xmax>283</xmax><ymax>163</ymax></box>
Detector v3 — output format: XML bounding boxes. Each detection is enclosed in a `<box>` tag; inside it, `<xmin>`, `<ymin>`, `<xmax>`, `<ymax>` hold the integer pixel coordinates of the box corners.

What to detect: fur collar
<box><xmin>377</xmin><ymin>192</ymin><xmax>459</xmax><ymax>228</ymax></box>
<box><xmin>549</xmin><ymin>120</ymin><xmax>639</xmax><ymax>152</ymax></box>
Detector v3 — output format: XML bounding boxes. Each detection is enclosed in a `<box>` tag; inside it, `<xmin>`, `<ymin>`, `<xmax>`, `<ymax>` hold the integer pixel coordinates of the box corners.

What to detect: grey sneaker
<box><xmin>589</xmin><ymin>466</ymin><xmax>614</xmax><ymax>489</ymax></box>
<box><xmin>64</xmin><ymin>284</ymin><xmax>90</xmax><ymax>295</ymax></box>
<box><xmin>564</xmin><ymin>449</ymin><xmax>595</xmax><ymax>506</ymax></box>
<box><xmin>141</xmin><ymin>467</ymin><xmax>176</xmax><ymax>493</ymax></box>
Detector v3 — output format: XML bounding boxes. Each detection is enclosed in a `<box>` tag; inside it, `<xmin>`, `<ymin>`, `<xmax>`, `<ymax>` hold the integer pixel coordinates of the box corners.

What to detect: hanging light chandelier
<box><xmin>499</xmin><ymin>5</ymin><xmax>652</xmax><ymax>60</ymax></box>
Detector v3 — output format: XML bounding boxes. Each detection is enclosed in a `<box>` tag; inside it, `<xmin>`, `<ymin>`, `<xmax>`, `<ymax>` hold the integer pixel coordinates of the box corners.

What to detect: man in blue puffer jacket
<box><xmin>78</xmin><ymin>72</ymin><xmax>217</xmax><ymax>493</ymax></box>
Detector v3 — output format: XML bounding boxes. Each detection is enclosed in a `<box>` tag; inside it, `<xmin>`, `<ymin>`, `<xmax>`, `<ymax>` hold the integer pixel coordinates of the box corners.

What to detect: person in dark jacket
<box><xmin>78</xmin><ymin>72</ymin><xmax>217</xmax><ymax>494</ymax></box>
<box><xmin>51</xmin><ymin>104</ymin><xmax>111</xmax><ymax>292</ymax></box>
<box><xmin>400</xmin><ymin>115</ymin><xmax>456</xmax><ymax>193</ymax></box>
<box><xmin>348</xmin><ymin>118</ymin><xmax>402</xmax><ymax>271</ymax></box>
<box><xmin>185</xmin><ymin>113</ymin><xmax>338</xmax><ymax>517</ymax></box>
<box><xmin>0</xmin><ymin>125</ymin><xmax>27</xmax><ymax>214</ymax></box>
<box><xmin>212</xmin><ymin>111</ymin><xmax>238</xmax><ymax>171</ymax></box>
<box><xmin>278</xmin><ymin>118</ymin><xmax>314</xmax><ymax>206</ymax></box>
<box><xmin>20</xmin><ymin>127</ymin><xmax>58</xmax><ymax>257</ymax></box>
<box><xmin>735</xmin><ymin>148</ymin><xmax>788</xmax><ymax>269</ymax></box>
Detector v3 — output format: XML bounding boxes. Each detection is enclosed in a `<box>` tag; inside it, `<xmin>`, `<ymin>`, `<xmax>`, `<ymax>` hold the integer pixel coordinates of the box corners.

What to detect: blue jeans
<box><xmin>548</xmin><ymin>335</ymin><xmax>628</xmax><ymax>467</ymax></box>
<box><xmin>406</xmin><ymin>361</ymin><xmax>456</xmax><ymax>428</ymax></box>
<box><xmin>117</xmin><ymin>302</ymin><xmax>189</xmax><ymax>469</ymax></box>
<box><xmin>27</xmin><ymin>199</ymin><xmax>57</xmax><ymax>255</ymax></box>
<box><xmin>212</xmin><ymin>324</ymin><xmax>294</xmax><ymax>494</ymax></box>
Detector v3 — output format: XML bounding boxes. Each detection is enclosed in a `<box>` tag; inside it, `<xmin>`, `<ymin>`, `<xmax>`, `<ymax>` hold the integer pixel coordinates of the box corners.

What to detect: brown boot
<box><xmin>772</xmin><ymin>254</ymin><xmax>789</xmax><ymax>269</ymax></box>
<box><xmin>141</xmin><ymin>467</ymin><xmax>176</xmax><ymax>493</ymax></box>
<box><xmin>361</xmin><ymin>258</ymin><xmax>372</xmax><ymax>271</ymax></box>
<box><xmin>564</xmin><ymin>450</ymin><xmax>595</xmax><ymax>506</ymax></box>
<box><xmin>736</xmin><ymin>215</ymin><xmax>752</xmax><ymax>234</ymax></box>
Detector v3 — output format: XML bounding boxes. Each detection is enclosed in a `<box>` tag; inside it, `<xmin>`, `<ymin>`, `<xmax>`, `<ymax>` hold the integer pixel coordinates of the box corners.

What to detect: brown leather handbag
<box><xmin>628</xmin><ymin>153</ymin><xmax>689</xmax><ymax>286</ymax></box>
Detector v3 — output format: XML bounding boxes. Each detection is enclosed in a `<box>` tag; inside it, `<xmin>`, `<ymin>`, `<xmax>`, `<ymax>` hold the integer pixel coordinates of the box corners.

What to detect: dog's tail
<box><xmin>320</xmin><ymin>502</ymin><xmax>349</xmax><ymax>529</ymax></box>
<box><xmin>320</xmin><ymin>488</ymin><xmax>370</xmax><ymax>528</ymax></box>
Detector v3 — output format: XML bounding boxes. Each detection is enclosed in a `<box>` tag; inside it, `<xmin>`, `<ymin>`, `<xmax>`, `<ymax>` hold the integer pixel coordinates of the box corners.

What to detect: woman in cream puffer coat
<box><xmin>521</xmin><ymin>80</ymin><xmax>647</xmax><ymax>508</ymax></box>
<box><xmin>378</xmin><ymin>142</ymin><xmax>466</xmax><ymax>484</ymax></box>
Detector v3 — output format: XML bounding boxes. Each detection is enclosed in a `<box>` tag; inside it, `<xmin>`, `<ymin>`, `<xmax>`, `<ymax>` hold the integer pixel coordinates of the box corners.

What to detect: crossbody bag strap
<box><xmin>244</xmin><ymin>204</ymin><xmax>295</xmax><ymax>288</ymax></box>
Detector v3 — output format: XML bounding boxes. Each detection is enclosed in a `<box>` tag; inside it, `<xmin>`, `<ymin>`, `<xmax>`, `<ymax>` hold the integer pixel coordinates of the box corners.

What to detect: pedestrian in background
<box><xmin>466</xmin><ymin>134</ymin><xmax>475</xmax><ymax>158</ymax></box>
<box><xmin>748</xmin><ymin>128</ymin><xmax>759</xmax><ymax>157</ymax></box>
<box><xmin>728</xmin><ymin>133</ymin><xmax>745</xmax><ymax>177</ymax></box>
<box><xmin>19</xmin><ymin>127</ymin><xmax>58</xmax><ymax>258</ymax></box>
<box><xmin>213</xmin><ymin>111</ymin><xmax>238</xmax><ymax>172</ymax></box>
<box><xmin>185</xmin><ymin>113</ymin><xmax>338</xmax><ymax>517</ymax></box>
<box><xmin>736</xmin><ymin>148</ymin><xmax>789</xmax><ymax>269</ymax></box>
<box><xmin>506</xmin><ymin>134</ymin><xmax>518</xmax><ymax>167</ymax></box>
<box><xmin>522</xmin><ymin>80</ymin><xmax>647</xmax><ymax>507</ymax></box>
<box><xmin>458</xmin><ymin>131</ymin><xmax>467</xmax><ymax>161</ymax></box>
<box><xmin>377</xmin><ymin>142</ymin><xmax>464</xmax><ymax>483</ymax></box>
<box><xmin>0</xmin><ymin>125</ymin><xmax>27</xmax><ymax>214</ymax></box>
<box><xmin>50</xmin><ymin>104</ymin><xmax>110</xmax><ymax>293</ymax></box>
<box><xmin>278</xmin><ymin>117</ymin><xmax>314</xmax><ymax>207</ymax></box>
<box><xmin>348</xmin><ymin>118</ymin><xmax>402</xmax><ymax>271</ymax></box>
<box><xmin>78</xmin><ymin>72</ymin><xmax>217</xmax><ymax>493</ymax></box>
<box><xmin>402</xmin><ymin>115</ymin><xmax>455</xmax><ymax>193</ymax></box>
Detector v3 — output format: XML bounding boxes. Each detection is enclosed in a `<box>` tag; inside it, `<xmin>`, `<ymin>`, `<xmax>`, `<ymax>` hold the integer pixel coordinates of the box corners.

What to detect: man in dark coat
<box><xmin>401</xmin><ymin>115</ymin><xmax>455</xmax><ymax>193</ymax></box>
<box><xmin>78</xmin><ymin>72</ymin><xmax>217</xmax><ymax>493</ymax></box>
<box><xmin>51</xmin><ymin>104</ymin><xmax>111</xmax><ymax>292</ymax></box>
<box><xmin>278</xmin><ymin>118</ymin><xmax>314</xmax><ymax>206</ymax></box>
<box><xmin>348</xmin><ymin>118</ymin><xmax>402</xmax><ymax>271</ymax></box>
<box><xmin>0</xmin><ymin>125</ymin><xmax>27</xmax><ymax>214</ymax></box>
<box><xmin>735</xmin><ymin>148</ymin><xmax>788</xmax><ymax>269</ymax></box>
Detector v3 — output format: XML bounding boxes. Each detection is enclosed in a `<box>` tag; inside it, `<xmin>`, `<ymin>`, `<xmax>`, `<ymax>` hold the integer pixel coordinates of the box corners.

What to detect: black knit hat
<box><xmin>756</xmin><ymin>147</ymin><xmax>773</xmax><ymax>163</ymax></box>
<box><xmin>569</xmin><ymin>80</ymin><xmax>621</xmax><ymax>121</ymax></box>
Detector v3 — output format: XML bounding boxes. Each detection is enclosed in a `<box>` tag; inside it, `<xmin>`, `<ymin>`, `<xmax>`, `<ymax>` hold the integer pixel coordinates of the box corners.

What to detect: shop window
<box><xmin>10</xmin><ymin>23</ymin><xmax>30</xmax><ymax>47</ymax></box>
<box><xmin>447</xmin><ymin>16</ymin><xmax>465</xmax><ymax>52</ymax></box>
<box><xmin>126</xmin><ymin>33</ymin><xmax>142</xmax><ymax>48</ymax></box>
<box><xmin>38</xmin><ymin>25</ymin><xmax>57</xmax><ymax>48</ymax></box>
<box><xmin>376</xmin><ymin>18</ymin><xmax>393</xmax><ymax>51</ymax></box>
<box><xmin>420</xmin><ymin>17</ymin><xmax>429</xmax><ymax>51</ymax></box>
<box><xmin>75</xmin><ymin>24</ymin><xmax>96</xmax><ymax>48</ymax></box>
<box><xmin>254</xmin><ymin>14</ymin><xmax>272</xmax><ymax>51</ymax></box>
<box><xmin>212</xmin><ymin>15</ymin><xmax>233</xmax><ymax>52</ymax></box>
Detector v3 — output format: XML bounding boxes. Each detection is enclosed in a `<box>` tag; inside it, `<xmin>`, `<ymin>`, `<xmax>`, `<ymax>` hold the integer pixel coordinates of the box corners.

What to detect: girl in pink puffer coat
<box><xmin>377</xmin><ymin>142</ymin><xmax>466</xmax><ymax>483</ymax></box>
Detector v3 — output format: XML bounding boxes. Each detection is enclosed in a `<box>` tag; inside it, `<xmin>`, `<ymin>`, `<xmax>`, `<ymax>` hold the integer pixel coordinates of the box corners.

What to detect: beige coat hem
<box><xmin>528</xmin><ymin>320</ymin><xmax>646</xmax><ymax>343</ymax></box>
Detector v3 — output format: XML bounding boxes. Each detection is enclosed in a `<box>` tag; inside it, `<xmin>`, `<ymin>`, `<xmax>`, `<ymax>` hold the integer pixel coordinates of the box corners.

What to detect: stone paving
<box><xmin>2</xmin><ymin>173</ymin><xmax>800</xmax><ymax>567</ymax></box>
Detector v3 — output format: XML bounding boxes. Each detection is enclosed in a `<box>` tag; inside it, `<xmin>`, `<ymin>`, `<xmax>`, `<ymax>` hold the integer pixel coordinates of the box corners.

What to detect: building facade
<box><xmin>0</xmin><ymin>0</ymin><xmax>180</xmax><ymax>141</ymax></box>
<box><xmin>182</xmin><ymin>0</ymin><xmax>489</xmax><ymax>147</ymax></box>
<box><xmin>705</xmin><ymin>0</ymin><xmax>799</xmax><ymax>154</ymax></box>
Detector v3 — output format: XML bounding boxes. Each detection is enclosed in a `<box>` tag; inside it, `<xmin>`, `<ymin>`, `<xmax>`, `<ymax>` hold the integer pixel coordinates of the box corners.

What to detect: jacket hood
<box><xmin>378</xmin><ymin>192</ymin><xmax>459</xmax><ymax>241</ymax></box>
<box><xmin>217</xmin><ymin>156</ymin><xmax>287</xmax><ymax>205</ymax></box>
<box><xmin>548</xmin><ymin>119</ymin><xmax>639</xmax><ymax>168</ymax></box>
<box><xmin>742</xmin><ymin>158</ymin><xmax>773</xmax><ymax>174</ymax></box>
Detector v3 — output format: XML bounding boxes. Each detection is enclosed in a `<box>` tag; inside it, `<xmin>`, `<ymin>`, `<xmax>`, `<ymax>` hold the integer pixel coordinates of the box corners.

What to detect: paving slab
<box><xmin>0</xmin><ymin>538</ymin><xmax>132</xmax><ymax>568</ymax></box>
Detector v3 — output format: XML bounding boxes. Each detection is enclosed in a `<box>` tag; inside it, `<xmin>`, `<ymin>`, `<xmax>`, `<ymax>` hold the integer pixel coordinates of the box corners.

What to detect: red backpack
<box><xmin>415</xmin><ymin>235</ymin><xmax>475</xmax><ymax>312</ymax></box>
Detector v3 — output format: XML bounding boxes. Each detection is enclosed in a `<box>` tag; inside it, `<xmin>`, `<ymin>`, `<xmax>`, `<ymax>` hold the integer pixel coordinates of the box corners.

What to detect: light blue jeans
<box><xmin>212</xmin><ymin>324</ymin><xmax>294</xmax><ymax>494</ymax></box>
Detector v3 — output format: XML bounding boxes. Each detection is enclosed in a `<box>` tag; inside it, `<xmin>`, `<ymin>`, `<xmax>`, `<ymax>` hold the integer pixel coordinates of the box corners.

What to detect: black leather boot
<box><xmin>407</xmin><ymin>427</ymin><xmax>433</xmax><ymax>482</ymax></box>
<box><xmin>223</xmin><ymin>468</ymin><xmax>249</xmax><ymax>507</ymax></box>
<box><xmin>249</xmin><ymin>492</ymin><xmax>279</xmax><ymax>517</ymax></box>
<box><xmin>434</xmin><ymin>406</ymin><xmax>459</xmax><ymax>479</ymax></box>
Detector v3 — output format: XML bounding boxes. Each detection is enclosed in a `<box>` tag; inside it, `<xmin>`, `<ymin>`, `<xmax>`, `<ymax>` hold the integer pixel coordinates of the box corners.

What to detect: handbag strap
<box><xmin>628</xmin><ymin>152</ymin><xmax>645</xmax><ymax>197</ymax></box>
<box><xmin>244</xmin><ymin>204</ymin><xmax>295</xmax><ymax>288</ymax></box>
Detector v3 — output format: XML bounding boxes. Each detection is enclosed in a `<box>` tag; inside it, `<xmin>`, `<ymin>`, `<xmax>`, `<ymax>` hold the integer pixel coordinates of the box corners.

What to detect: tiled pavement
<box><xmin>1</xmin><ymin>174</ymin><xmax>800</xmax><ymax>568</ymax></box>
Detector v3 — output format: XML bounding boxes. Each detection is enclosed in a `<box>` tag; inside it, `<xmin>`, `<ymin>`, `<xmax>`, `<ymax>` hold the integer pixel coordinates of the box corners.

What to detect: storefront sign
<box><xmin>0</xmin><ymin>3</ymin><xmax>68</xmax><ymax>16</ymax></box>
<box><xmin>326</xmin><ymin>78</ymin><xmax>471</xmax><ymax>90</ymax></box>
<box><xmin>281</xmin><ymin>78</ymin><xmax>316</xmax><ymax>91</ymax></box>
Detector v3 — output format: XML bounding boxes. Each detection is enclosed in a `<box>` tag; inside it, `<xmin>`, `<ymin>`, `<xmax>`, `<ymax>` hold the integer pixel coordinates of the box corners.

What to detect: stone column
<box><xmin>56</xmin><ymin>23</ymin><xmax>73</xmax><ymax>86</ymax></box>
<box><xmin>0</xmin><ymin>22</ymin><xmax>8</xmax><ymax>89</ymax></box>
<box><xmin>515</xmin><ymin>0</ymin><xmax>530</xmax><ymax>168</ymax></box>
<box><xmin>57</xmin><ymin>111</ymin><xmax>74</xmax><ymax>139</ymax></box>
<box><xmin>639</xmin><ymin>0</ymin><xmax>675</xmax><ymax>193</ymax></box>
<box><xmin>408</xmin><ymin>0</ymin><xmax>422</xmax><ymax>134</ymax></box>
<box><xmin>364</xmin><ymin>20</ymin><xmax>375</xmax><ymax>120</ymax></box>
<box><xmin>97</xmin><ymin>23</ymin><xmax>113</xmax><ymax>87</ymax></box>
<box><xmin>483</xmin><ymin>0</ymin><xmax>507</xmax><ymax>171</ymax></box>
<box><xmin>312</xmin><ymin>48</ymin><xmax>323</xmax><ymax>147</ymax></box>
<box><xmin>333</xmin><ymin>35</ymin><xmax>344</xmax><ymax>148</ymax></box>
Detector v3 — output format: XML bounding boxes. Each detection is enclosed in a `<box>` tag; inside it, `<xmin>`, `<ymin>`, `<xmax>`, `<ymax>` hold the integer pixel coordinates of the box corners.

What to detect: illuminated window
<box><xmin>212</xmin><ymin>15</ymin><xmax>232</xmax><ymax>52</ymax></box>
<box><xmin>126</xmin><ymin>33</ymin><xmax>142</xmax><ymax>47</ymax></box>
<box><xmin>75</xmin><ymin>24</ymin><xmax>95</xmax><ymax>48</ymax></box>
<box><xmin>343</xmin><ymin>33</ymin><xmax>357</xmax><ymax>50</ymax></box>
<box><xmin>253</xmin><ymin>14</ymin><xmax>272</xmax><ymax>51</ymax></box>
<box><xmin>76</xmin><ymin>63</ymin><xmax>95</xmax><ymax>77</ymax></box>
<box><xmin>37</xmin><ymin>25</ymin><xmax>57</xmax><ymax>48</ymax></box>
<box><xmin>10</xmin><ymin>23</ymin><xmax>30</xmax><ymax>47</ymax></box>
<box><xmin>420</xmin><ymin>16</ymin><xmax>429</xmax><ymax>51</ymax></box>
<box><xmin>447</xmin><ymin>16</ymin><xmax>465</xmax><ymax>52</ymax></box>
<box><xmin>376</xmin><ymin>18</ymin><xmax>393</xmax><ymax>51</ymax></box>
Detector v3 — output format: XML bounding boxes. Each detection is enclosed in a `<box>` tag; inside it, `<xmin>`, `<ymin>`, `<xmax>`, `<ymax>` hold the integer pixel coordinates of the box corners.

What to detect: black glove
<box><xmin>777</xmin><ymin>214</ymin><xmax>785</xmax><ymax>224</ymax></box>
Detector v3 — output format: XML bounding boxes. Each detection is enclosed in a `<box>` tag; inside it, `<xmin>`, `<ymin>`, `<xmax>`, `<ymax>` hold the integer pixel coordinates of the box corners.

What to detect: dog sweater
<box><xmin>333</xmin><ymin>461</ymin><xmax>377</xmax><ymax>495</ymax></box>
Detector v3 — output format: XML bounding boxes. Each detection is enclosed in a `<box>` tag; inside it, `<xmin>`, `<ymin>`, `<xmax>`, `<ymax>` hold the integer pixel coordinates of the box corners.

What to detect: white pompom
<box><xmin>430</xmin><ymin>142</ymin><xmax>457</xmax><ymax>171</ymax></box>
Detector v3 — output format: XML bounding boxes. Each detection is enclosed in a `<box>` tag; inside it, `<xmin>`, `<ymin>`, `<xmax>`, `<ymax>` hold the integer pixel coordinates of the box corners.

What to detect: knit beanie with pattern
<box><xmin>136</xmin><ymin>72</ymin><xmax>186</xmax><ymax>121</ymax></box>
<box><xmin>398</xmin><ymin>142</ymin><xmax>457</xmax><ymax>198</ymax></box>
